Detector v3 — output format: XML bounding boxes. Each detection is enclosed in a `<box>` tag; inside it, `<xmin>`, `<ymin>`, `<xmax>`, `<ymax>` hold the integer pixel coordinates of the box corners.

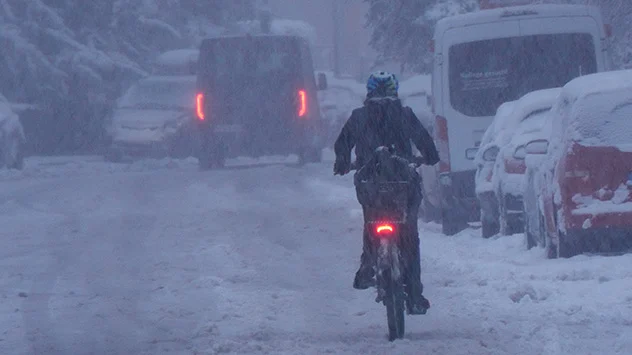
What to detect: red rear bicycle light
<box><xmin>298</xmin><ymin>89</ymin><xmax>307</xmax><ymax>118</ymax></box>
<box><xmin>376</xmin><ymin>224</ymin><xmax>394</xmax><ymax>234</ymax></box>
<box><xmin>196</xmin><ymin>93</ymin><xmax>205</xmax><ymax>121</ymax></box>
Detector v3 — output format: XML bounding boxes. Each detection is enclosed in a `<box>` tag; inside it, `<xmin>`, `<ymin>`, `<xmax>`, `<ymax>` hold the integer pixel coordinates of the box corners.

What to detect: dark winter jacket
<box><xmin>334</xmin><ymin>98</ymin><xmax>439</xmax><ymax>171</ymax></box>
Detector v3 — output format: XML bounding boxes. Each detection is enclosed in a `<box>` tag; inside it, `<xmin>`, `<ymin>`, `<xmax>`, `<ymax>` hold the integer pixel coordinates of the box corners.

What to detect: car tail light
<box><xmin>376</xmin><ymin>223</ymin><xmax>395</xmax><ymax>235</ymax></box>
<box><xmin>298</xmin><ymin>89</ymin><xmax>307</xmax><ymax>118</ymax></box>
<box><xmin>196</xmin><ymin>93</ymin><xmax>205</xmax><ymax>121</ymax></box>
<box><xmin>435</xmin><ymin>115</ymin><xmax>451</xmax><ymax>173</ymax></box>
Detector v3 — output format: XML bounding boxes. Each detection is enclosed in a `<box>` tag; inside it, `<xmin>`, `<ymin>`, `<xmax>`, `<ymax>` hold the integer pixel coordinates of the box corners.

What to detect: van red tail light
<box><xmin>376</xmin><ymin>223</ymin><xmax>395</xmax><ymax>235</ymax></box>
<box><xmin>196</xmin><ymin>93</ymin><xmax>205</xmax><ymax>121</ymax></box>
<box><xmin>298</xmin><ymin>89</ymin><xmax>307</xmax><ymax>118</ymax></box>
<box><xmin>435</xmin><ymin>115</ymin><xmax>451</xmax><ymax>173</ymax></box>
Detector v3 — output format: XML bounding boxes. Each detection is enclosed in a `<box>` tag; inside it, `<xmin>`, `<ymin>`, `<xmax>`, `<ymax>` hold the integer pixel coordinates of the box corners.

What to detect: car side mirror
<box><xmin>317</xmin><ymin>72</ymin><xmax>328</xmax><ymax>91</ymax></box>
<box><xmin>513</xmin><ymin>145</ymin><xmax>526</xmax><ymax>160</ymax></box>
<box><xmin>482</xmin><ymin>145</ymin><xmax>500</xmax><ymax>162</ymax></box>
<box><xmin>525</xmin><ymin>139</ymin><xmax>549</xmax><ymax>155</ymax></box>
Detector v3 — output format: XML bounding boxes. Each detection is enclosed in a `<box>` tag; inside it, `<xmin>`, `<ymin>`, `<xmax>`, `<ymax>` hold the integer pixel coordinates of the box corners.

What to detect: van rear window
<box><xmin>199</xmin><ymin>36</ymin><xmax>301</xmax><ymax>85</ymax></box>
<box><xmin>449</xmin><ymin>33</ymin><xmax>597</xmax><ymax>117</ymax></box>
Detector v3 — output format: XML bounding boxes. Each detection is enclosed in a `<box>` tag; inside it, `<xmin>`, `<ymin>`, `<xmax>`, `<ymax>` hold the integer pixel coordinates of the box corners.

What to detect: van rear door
<box><xmin>441</xmin><ymin>21</ymin><xmax>520</xmax><ymax>173</ymax></box>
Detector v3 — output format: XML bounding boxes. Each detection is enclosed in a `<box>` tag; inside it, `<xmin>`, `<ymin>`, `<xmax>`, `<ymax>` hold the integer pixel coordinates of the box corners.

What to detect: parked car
<box><xmin>491</xmin><ymin>88</ymin><xmax>560</xmax><ymax>237</ymax></box>
<box><xmin>475</xmin><ymin>100</ymin><xmax>517</xmax><ymax>238</ymax></box>
<box><xmin>104</xmin><ymin>75</ymin><xmax>197</xmax><ymax>161</ymax></box>
<box><xmin>195</xmin><ymin>34</ymin><xmax>327</xmax><ymax>169</ymax></box>
<box><xmin>0</xmin><ymin>94</ymin><xmax>25</xmax><ymax>169</ymax></box>
<box><xmin>430</xmin><ymin>2</ymin><xmax>610</xmax><ymax>235</ymax></box>
<box><xmin>536</xmin><ymin>70</ymin><xmax>632</xmax><ymax>258</ymax></box>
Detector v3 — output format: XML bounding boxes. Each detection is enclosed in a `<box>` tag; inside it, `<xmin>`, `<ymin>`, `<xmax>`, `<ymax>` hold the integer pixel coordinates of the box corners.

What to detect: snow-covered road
<box><xmin>1</xmin><ymin>156</ymin><xmax>631</xmax><ymax>354</ymax></box>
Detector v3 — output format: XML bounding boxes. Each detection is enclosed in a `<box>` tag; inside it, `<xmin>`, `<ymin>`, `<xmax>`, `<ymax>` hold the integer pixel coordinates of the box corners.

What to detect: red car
<box><xmin>536</xmin><ymin>70</ymin><xmax>632</xmax><ymax>258</ymax></box>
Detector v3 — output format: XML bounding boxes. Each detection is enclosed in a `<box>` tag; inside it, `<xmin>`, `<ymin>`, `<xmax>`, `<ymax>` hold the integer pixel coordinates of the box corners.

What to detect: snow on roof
<box><xmin>560</xmin><ymin>69</ymin><xmax>632</xmax><ymax>104</ymax></box>
<box><xmin>565</xmin><ymin>83</ymin><xmax>632</xmax><ymax>147</ymax></box>
<box><xmin>479</xmin><ymin>87</ymin><xmax>560</xmax><ymax>154</ymax></box>
<box><xmin>510</xmin><ymin>87</ymin><xmax>560</xmax><ymax>122</ymax></box>
<box><xmin>270</xmin><ymin>19</ymin><xmax>316</xmax><ymax>46</ymax></box>
<box><xmin>152</xmin><ymin>49</ymin><xmax>198</xmax><ymax>75</ymax></box>
<box><xmin>154</xmin><ymin>49</ymin><xmax>199</xmax><ymax>66</ymax></box>
<box><xmin>223</xmin><ymin>19</ymin><xmax>317</xmax><ymax>47</ymax></box>
<box><xmin>434</xmin><ymin>4</ymin><xmax>598</xmax><ymax>35</ymax></box>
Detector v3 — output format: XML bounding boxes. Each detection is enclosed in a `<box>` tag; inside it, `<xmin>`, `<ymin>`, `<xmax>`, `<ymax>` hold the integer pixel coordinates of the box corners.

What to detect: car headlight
<box><xmin>439</xmin><ymin>174</ymin><xmax>452</xmax><ymax>186</ymax></box>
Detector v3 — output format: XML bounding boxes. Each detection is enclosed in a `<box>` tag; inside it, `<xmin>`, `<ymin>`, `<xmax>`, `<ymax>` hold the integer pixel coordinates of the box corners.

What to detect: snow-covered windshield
<box><xmin>118</xmin><ymin>78</ymin><xmax>196</xmax><ymax>110</ymax></box>
<box><xmin>449</xmin><ymin>33</ymin><xmax>597</xmax><ymax>117</ymax></box>
<box><xmin>571</xmin><ymin>90</ymin><xmax>632</xmax><ymax>147</ymax></box>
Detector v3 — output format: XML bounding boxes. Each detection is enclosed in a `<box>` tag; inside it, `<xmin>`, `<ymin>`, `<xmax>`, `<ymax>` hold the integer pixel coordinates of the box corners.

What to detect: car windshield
<box><xmin>118</xmin><ymin>78</ymin><xmax>196</xmax><ymax>110</ymax></box>
<box><xmin>449</xmin><ymin>33</ymin><xmax>597</xmax><ymax>117</ymax></box>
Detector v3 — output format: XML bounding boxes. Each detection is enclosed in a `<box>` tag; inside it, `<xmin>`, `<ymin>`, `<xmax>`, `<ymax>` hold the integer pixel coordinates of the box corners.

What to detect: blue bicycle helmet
<box><xmin>366</xmin><ymin>71</ymin><xmax>399</xmax><ymax>99</ymax></box>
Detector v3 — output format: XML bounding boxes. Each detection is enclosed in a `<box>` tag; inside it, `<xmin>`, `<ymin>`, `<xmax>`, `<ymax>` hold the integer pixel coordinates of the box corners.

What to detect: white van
<box><xmin>429</xmin><ymin>3</ymin><xmax>611</xmax><ymax>235</ymax></box>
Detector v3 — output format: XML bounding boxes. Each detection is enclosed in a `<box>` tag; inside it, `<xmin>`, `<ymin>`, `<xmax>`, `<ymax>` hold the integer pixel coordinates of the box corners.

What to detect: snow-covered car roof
<box><xmin>566</xmin><ymin>85</ymin><xmax>632</xmax><ymax>148</ymax></box>
<box><xmin>152</xmin><ymin>49</ymin><xmax>198</xmax><ymax>75</ymax></box>
<box><xmin>435</xmin><ymin>4</ymin><xmax>600</xmax><ymax>34</ymax></box>
<box><xmin>509</xmin><ymin>87</ymin><xmax>560</xmax><ymax>124</ymax></box>
<box><xmin>478</xmin><ymin>87</ymin><xmax>560</xmax><ymax>151</ymax></box>
<box><xmin>553</xmin><ymin>70</ymin><xmax>632</xmax><ymax>148</ymax></box>
<box><xmin>560</xmin><ymin>69</ymin><xmax>632</xmax><ymax>104</ymax></box>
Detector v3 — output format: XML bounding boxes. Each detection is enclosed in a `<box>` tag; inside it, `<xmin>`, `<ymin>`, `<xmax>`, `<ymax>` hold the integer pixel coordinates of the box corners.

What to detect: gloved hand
<box><xmin>333</xmin><ymin>158</ymin><xmax>350</xmax><ymax>175</ymax></box>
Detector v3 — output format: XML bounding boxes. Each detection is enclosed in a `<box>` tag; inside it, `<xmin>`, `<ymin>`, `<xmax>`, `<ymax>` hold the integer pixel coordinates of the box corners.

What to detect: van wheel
<box><xmin>198</xmin><ymin>150</ymin><xmax>225</xmax><ymax>170</ymax></box>
<box><xmin>481</xmin><ymin>218</ymin><xmax>499</xmax><ymax>239</ymax></box>
<box><xmin>198</xmin><ymin>142</ymin><xmax>225</xmax><ymax>170</ymax></box>
<box><xmin>441</xmin><ymin>207</ymin><xmax>467</xmax><ymax>236</ymax></box>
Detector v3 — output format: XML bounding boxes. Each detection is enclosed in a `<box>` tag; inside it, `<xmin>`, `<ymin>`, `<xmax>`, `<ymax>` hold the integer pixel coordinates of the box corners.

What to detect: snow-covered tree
<box><xmin>364</xmin><ymin>0</ymin><xmax>477</xmax><ymax>73</ymax></box>
<box><xmin>0</xmin><ymin>0</ymin><xmax>257</xmax><ymax>153</ymax></box>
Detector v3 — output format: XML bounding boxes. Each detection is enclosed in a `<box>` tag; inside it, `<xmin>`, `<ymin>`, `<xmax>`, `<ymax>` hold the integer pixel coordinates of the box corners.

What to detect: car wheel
<box><xmin>298</xmin><ymin>147</ymin><xmax>322</xmax><ymax>165</ymax></box>
<box><xmin>481</xmin><ymin>217</ymin><xmax>499</xmax><ymax>239</ymax></box>
<box><xmin>441</xmin><ymin>207</ymin><xmax>468</xmax><ymax>236</ymax></box>
<box><xmin>499</xmin><ymin>194</ymin><xmax>510</xmax><ymax>236</ymax></box>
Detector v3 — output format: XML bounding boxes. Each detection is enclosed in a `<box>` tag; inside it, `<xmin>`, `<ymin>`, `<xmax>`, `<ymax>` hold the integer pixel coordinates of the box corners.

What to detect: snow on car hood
<box><xmin>112</xmin><ymin>108</ymin><xmax>190</xmax><ymax>129</ymax></box>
